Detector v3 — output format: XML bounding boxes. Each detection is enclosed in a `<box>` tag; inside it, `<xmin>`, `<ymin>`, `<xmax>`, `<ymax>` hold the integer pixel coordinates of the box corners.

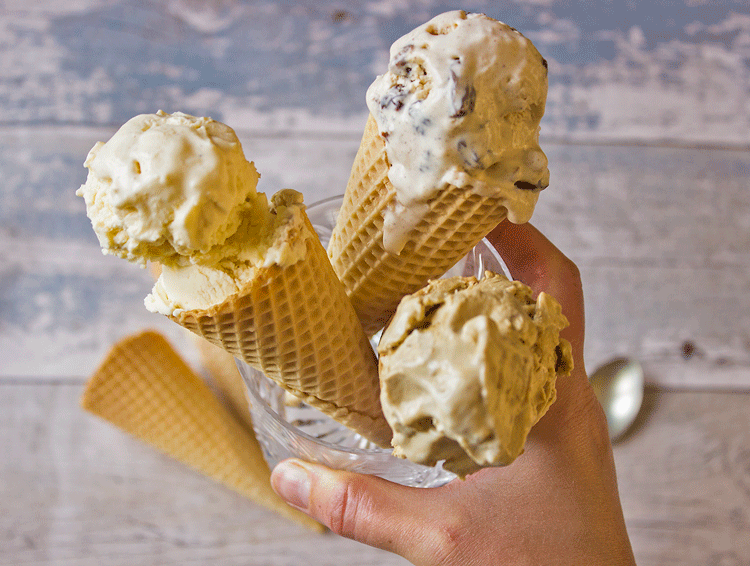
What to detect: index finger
<box><xmin>486</xmin><ymin>219</ymin><xmax>585</xmax><ymax>372</ymax></box>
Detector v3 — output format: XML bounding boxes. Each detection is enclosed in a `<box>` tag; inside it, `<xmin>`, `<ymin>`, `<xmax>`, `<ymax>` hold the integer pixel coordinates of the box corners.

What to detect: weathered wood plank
<box><xmin>535</xmin><ymin>142</ymin><xmax>750</xmax><ymax>387</ymax></box>
<box><xmin>2</xmin><ymin>1</ymin><xmax>750</xmax><ymax>145</ymax></box>
<box><xmin>2</xmin><ymin>129</ymin><xmax>748</xmax><ymax>387</ymax></box>
<box><xmin>615</xmin><ymin>388</ymin><xmax>750</xmax><ymax>565</ymax></box>
<box><xmin>2</xmin><ymin>383</ymin><xmax>748</xmax><ymax>565</ymax></box>
<box><xmin>0</xmin><ymin>382</ymin><xmax>410</xmax><ymax>566</ymax></box>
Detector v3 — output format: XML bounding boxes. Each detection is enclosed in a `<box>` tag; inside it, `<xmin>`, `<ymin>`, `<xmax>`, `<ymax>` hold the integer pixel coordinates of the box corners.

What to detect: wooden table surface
<box><xmin>2</xmin><ymin>2</ymin><xmax>749</xmax><ymax>564</ymax></box>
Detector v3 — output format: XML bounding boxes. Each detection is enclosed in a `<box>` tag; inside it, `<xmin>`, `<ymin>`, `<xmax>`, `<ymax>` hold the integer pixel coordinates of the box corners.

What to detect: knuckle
<box><xmin>566</xmin><ymin>383</ymin><xmax>613</xmax><ymax>450</ymax></box>
<box><xmin>553</xmin><ymin>253</ymin><xmax>581</xmax><ymax>289</ymax></box>
<box><xmin>322</xmin><ymin>477</ymin><xmax>368</xmax><ymax>540</ymax></box>
<box><xmin>429</xmin><ymin>510</ymin><xmax>470</xmax><ymax>565</ymax></box>
<box><xmin>563</xmin><ymin>258</ymin><xmax>582</xmax><ymax>286</ymax></box>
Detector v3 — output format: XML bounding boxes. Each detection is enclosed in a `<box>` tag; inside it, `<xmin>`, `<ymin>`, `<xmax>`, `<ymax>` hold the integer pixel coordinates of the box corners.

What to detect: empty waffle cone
<box><xmin>328</xmin><ymin>115</ymin><xmax>509</xmax><ymax>335</ymax></box>
<box><xmin>80</xmin><ymin>330</ymin><xmax>325</xmax><ymax>532</ymax></box>
<box><xmin>168</xmin><ymin>210</ymin><xmax>393</xmax><ymax>448</ymax></box>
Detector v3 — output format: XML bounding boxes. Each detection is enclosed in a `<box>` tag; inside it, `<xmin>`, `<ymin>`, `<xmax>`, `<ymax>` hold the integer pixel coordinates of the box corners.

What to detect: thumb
<box><xmin>271</xmin><ymin>458</ymin><xmax>448</xmax><ymax>561</ymax></box>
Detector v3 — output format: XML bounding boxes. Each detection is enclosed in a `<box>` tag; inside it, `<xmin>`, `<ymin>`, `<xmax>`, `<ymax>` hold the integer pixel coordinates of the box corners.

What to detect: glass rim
<box><xmin>239</xmin><ymin>360</ymin><xmax>394</xmax><ymax>455</ymax></box>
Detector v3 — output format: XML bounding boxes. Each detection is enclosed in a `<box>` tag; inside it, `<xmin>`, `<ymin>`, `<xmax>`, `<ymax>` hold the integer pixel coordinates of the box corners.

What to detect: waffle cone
<box><xmin>328</xmin><ymin>115</ymin><xmax>509</xmax><ymax>335</ymax></box>
<box><xmin>81</xmin><ymin>330</ymin><xmax>324</xmax><ymax>532</ymax></box>
<box><xmin>152</xmin><ymin>262</ymin><xmax>256</xmax><ymax>433</ymax></box>
<box><xmin>169</xmin><ymin>213</ymin><xmax>392</xmax><ymax>448</ymax></box>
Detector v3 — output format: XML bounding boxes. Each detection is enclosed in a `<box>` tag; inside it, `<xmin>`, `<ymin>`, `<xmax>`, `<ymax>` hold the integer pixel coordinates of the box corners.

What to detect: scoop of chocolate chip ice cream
<box><xmin>366</xmin><ymin>10</ymin><xmax>550</xmax><ymax>254</ymax></box>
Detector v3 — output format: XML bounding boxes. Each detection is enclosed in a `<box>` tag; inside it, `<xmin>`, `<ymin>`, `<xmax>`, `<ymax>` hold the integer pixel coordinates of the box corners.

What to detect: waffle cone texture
<box><xmin>80</xmin><ymin>330</ymin><xmax>324</xmax><ymax>532</ymax></box>
<box><xmin>328</xmin><ymin>115</ymin><xmax>510</xmax><ymax>335</ymax></box>
<box><xmin>168</xmin><ymin>213</ymin><xmax>392</xmax><ymax>448</ymax></box>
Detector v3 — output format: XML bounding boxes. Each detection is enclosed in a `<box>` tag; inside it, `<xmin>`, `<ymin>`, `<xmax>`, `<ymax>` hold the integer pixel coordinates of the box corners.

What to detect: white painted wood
<box><xmin>3</xmin><ymin>129</ymin><xmax>748</xmax><ymax>387</ymax></box>
<box><xmin>0</xmin><ymin>383</ymin><xmax>411</xmax><ymax>566</ymax></box>
<box><xmin>3</xmin><ymin>384</ymin><xmax>749</xmax><ymax>565</ymax></box>
<box><xmin>615</xmin><ymin>388</ymin><xmax>750</xmax><ymax>565</ymax></box>
<box><xmin>3</xmin><ymin>1</ymin><xmax>750</xmax><ymax>145</ymax></box>
<box><xmin>534</xmin><ymin>143</ymin><xmax>750</xmax><ymax>388</ymax></box>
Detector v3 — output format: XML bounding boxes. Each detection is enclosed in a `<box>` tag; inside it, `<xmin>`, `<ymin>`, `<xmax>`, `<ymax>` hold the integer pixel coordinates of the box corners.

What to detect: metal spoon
<box><xmin>589</xmin><ymin>357</ymin><xmax>644</xmax><ymax>441</ymax></box>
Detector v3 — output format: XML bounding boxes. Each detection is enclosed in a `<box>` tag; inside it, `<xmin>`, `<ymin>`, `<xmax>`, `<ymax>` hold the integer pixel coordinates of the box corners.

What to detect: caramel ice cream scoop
<box><xmin>378</xmin><ymin>272</ymin><xmax>573</xmax><ymax>477</ymax></box>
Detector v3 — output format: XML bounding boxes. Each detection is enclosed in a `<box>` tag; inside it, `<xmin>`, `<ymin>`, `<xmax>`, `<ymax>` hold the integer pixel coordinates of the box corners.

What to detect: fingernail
<box><xmin>271</xmin><ymin>460</ymin><xmax>311</xmax><ymax>511</ymax></box>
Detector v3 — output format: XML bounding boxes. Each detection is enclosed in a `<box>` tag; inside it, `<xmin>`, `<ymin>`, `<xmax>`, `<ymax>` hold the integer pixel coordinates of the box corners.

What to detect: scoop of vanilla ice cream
<box><xmin>367</xmin><ymin>10</ymin><xmax>549</xmax><ymax>252</ymax></box>
<box><xmin>145</xmin><ymin>189</ymin><xmax>310</xmax><ymax>315</ymax></box>
<box><xmin>77</xmin><ymin>110</ymin><xmax>261</xmax><ymax>267</ymax></box>
<box><xmin>77</xmin><ymin>111</ymin><xmax>311</xmax><ymax>316</ymax></box>
<box><xmin>377</xmin><ymin>272</ymin><xmax>572</xmax><ymax>477</ymax></box>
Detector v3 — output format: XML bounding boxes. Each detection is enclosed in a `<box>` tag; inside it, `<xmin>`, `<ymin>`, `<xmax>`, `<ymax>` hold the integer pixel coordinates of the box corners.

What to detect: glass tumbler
<box><xmin>237</xmin><ymin>195</ymin><xmax>511</xmax><ymax>487</ymax></box>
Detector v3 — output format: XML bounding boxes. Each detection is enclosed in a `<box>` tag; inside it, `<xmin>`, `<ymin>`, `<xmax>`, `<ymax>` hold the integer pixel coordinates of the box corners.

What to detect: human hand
<box><xmin>270</xmin><ymin>220</ymin><xmax>636</xmax><ymax>566</ymax></box>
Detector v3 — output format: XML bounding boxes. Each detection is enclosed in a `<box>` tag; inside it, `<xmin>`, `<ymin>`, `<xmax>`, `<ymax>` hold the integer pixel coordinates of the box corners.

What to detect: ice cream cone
<box><xmin>328</xmin><ymin>115</ymin><xmax>509</xmax><ymax>335</ymax></box>
<box><xmin>77</xmin><ymin>112</ymin><xmax>391</xmax><ymax>449</ymax></box>
<box><xmin>169</xmin><ymin>212</ymin><xmax>393</xmax><ymax>448</ymax></box>
<box><xmin>80</xmin><ymin>330</ymin><xmax>325</xmax><ymax>532</ymax></box>
<box><xmin>153</xmin><ymin>257</ymin><xmax>256</xmax><ymax>433</ymax></box>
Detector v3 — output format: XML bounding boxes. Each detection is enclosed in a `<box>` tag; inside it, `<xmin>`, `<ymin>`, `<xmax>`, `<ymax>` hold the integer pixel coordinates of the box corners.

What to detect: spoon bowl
<box><xmin>589</xmin><ymin>357</ymin><xmax>644</xmax><ymax>441</ymax></box>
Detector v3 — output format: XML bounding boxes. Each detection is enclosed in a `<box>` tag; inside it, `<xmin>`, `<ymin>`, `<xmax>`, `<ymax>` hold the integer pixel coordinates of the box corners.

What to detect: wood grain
<box><xmin>2</xmin><ymin>383</ymin><xmax>748</xmax><ymax>565</ymax></box>
<box><xmin>615</xmin><ymin>387</ymin><xmax>750</xmax><ymax>565</ymax></box>
<box><xmin>0</xmin><ymin>382</ymin><xmax>410</xmax><ymax>566</ymax></box>
<box><xmin>2</xmin><ymin>2</ymin><xmax>750</xmax><ymax>564</ymax></box>
<box><xmin>2</xmin><ymin>129</ymin><xmax>747</xmax><ymax>387</ymax></box>
<box><xmin>3</xmin><ymin>1</ymin><xmax>750</xmax><ymax>145</ymax></box>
